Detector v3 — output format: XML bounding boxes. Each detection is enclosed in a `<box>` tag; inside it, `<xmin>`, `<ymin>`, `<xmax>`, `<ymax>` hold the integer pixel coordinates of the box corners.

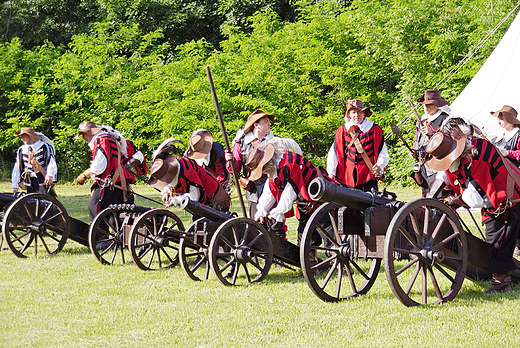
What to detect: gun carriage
<box><xmin>126</xmin><ymin>196</ymin><xmax>301</xmax><ymax>286</ymax></box>
<box><xmin>300</xmin><ymin>177</ymin><xmax>520</xmax><ymax>306</ymax></box>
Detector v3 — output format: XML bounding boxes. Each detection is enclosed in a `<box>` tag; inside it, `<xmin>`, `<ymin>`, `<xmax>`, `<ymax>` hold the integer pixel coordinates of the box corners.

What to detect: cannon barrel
<box><xmin>308</xmin><ymin>177</ymin><xmax>395</xmax><ymax>210</ymax></box>
<box><xmin>180</xmin><ymin>197</ymin><xmax>234</xmax><ymax>222</ymax></box>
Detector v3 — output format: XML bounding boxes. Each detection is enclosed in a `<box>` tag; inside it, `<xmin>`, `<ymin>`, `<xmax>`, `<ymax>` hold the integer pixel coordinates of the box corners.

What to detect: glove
<box><xmin>123</xmin><ymin>158</ymin><xmax>140</xmax><ymax>170</ymax></box>
<box><xmin>76</xmin><ymin>168</ymin><xmax>93</xmax><ymax>185</ymax></box>
<box><xmin>239</xmin><ymin>177</ymin><xmax>255</xmax><ymax>191</ymax></box>
<box><xmin>444</xmin><ymin>195</ymin><xmax>464</xmax><ymax>208</ymax></box>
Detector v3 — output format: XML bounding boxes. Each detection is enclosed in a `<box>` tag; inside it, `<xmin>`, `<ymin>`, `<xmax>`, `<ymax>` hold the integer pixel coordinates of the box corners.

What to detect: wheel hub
<box><xmin>235</xmin><ymin>245</ymin><xmax>253</xmax><ymax>262</ymax></box>
<box><xmin>152</xmin><ymin>235</ymin><xmax>169</xmax><ymax>248</ymax></box>
<box><xmin>420</xmin><ymin>248</ymin><xmax>444</xmax><ymax>263</ymax></box>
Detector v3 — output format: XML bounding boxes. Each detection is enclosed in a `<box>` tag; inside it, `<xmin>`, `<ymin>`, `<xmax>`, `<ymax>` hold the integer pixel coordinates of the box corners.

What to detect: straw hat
<box><xmin>417</xmin><ymin>89</ymin><xmax>448</xmax><ymax>107</ymax></box>
<box><xmin>425</xmin><ymin>127</ymin><xmax>466</xmax><ymax>172</ymax></box>
<box><xmin>147</xmin><ymin>155</ymin><xmax>179</xmax><ymax>189</ymax></box>
<box><xmin>75</xmin><ymin>121</ymin><xmax>103</xmax><ymax>140</ymax></box>
<box><xmin>14</xmin><ymin>127</ymin><xmax>41</xmax><ymax>144</ymax></box>
<box><xmin>186</xmin><ymin>130</ymin><xmax>214</xmax><ymax>160</ymax></box>
<box><xmin>490</xmin><ymin>105</ymin><xmax>520</xmax><ymax>125</ymax></box>
<box><xmin>243</xmin><ymin>109</ymin><xmax>275</xmax><ymax>134</ymax></box>
<box><xmin>245</xmin><ymin>144</ymin><xmax>275</xmax><ymax>181</ymax></box>
<box><xmin>345</xmin><ymin>100</ymin><xmax>372</xmax><ymax>118</ymax></box>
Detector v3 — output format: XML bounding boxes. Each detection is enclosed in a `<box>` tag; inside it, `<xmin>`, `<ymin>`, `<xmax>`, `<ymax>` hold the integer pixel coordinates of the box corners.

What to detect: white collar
<box><xmin>345</xmin><ymin>118</ymin><xmax>373</xmax><ymax>133</ymax></box>
<box><xmin>421</xmin><ymin>109</ymin><xmax>442</xmax><ymax>123</ymax></box>
<box><xmin>243</xmin><ymin>131</ymin><xmax>274</xmax><ymax>145</ymax></box>
<box><xmin>194</xmin><ymin>152</ymin><xmax>211</xmax><ymax>166</ymax></box>
<box><xmin>87</xmin><ymin>130</ymin><xmax>108</xmax><ymax>150</ymax></box>
<box><xmin>503</xmin><ymin>127</ymin><xmax>520</xmax><ymax>141</ymax></box>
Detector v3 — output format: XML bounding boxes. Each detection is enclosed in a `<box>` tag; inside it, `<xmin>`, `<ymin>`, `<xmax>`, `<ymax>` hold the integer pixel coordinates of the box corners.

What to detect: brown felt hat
<box><xmin>75</xmin><ymin>121</ymin><xmax>103</xmax><ymax>140</ymax></box>
<box><xmin>417</xmin><ymin>89</ymin><xmax>448</xmax><ymax>107</ymax></box>
<box><xmin>490</xmin><ymin>105</ymin><xmax>520</xmax><ymax>125</ymax></box>
<box><xmin>345</xmin><ymin>99</ymin><xmax>372</xmax><ymax>118</ymax></box>
<box><xmin>186</xmin><ymin>130</ymin><xmax>214</xmax><ymax>160</ymax></box>
<box><xmin>14</xmin><ymin>127</ymin><xmax>41</xmax><ymax>143</ymax></box>
<box><xmin>425</xmin><ymin>127</ymin><xmax>466</xmax><ymax>172</ymax></box>
<box><xmin>243</xmin><ymin>109</ymin><xmax>275</xmax><ymax>134</ymax></box>
<box><xmin>147</xmin><ymin>155</ymin><xmax>179</xmax><ymax>189</ymax></box>
<box><xmin>246</xmin><ymin>144</ymin><xmax>275</xmax><ymax>181</ymax></box>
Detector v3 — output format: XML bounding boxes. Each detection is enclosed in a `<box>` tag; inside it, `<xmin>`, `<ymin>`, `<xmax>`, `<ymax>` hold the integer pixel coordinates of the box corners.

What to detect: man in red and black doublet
<box><xmin>123</xmin><ymin>139</ymin><xmax>147</xmax><ymax>180</ymax></box>
<box><xmin>427</xmin><ymin>128</ymin><xmax>520</xmax><ymax>293</ymax></box>
<box><xmin>334</xmin><ymin>124</ymin><xmax>384</xmax><ymax>190</ymax></box>
<box><xmin>173</xmin><ymin>157</ymin><xmax>221</xmax><ymax>207</ymax></box>
<box><xmin>256</xmin><ymin>151</ymin><xmax>331</xmax><ymax>246</ymax></box>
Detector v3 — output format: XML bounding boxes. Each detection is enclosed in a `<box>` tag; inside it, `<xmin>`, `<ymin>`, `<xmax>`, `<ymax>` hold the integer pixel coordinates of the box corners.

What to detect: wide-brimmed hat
<box><xmin>425</xmin><ymin>127</ymin><xmax>466</xmax><ymax>171</ymax></box>
<box><xmin>243</xmin><ymin>109</ymin><xmax>275</xmax><ymax>134</ymax></box>
<box><xmin>186</xmin><ymin>130</ymin><xmax>214</xmax><ymax>160</ymax></box>
<box><xmin>147</xmin><ymin>154</ymin><xmax>179</xmax><ymax>189</ymax></box>
<box><xmin>75</xmin><ymin>121</ymin><xmax>103</xmax><ymax>140</ymax></box>
<box><xmin>245</xmin><ymin>144</ymin><xmax>275</xmax><ymax>181</ymax></box>
<box><xmin>417</xmin><ymin>89</ymin><xmax>448</xmax><ymax>107</ymax></box>
<box><xmin>14</xmin><ymin>127</ymin><xmax>41</xmax><ymax>143</ymax></box>
<box><xmin>490</xmin><ymin>105</ymin><xmax>520</xmax><ymax>125</ymax></box>
<box><xmin>345</xmin><ymin>99</ymin><xmax>372</xmax><ymax>118</ymax></box>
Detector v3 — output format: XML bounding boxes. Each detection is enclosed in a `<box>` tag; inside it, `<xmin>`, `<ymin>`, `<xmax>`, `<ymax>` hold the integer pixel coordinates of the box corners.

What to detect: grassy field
<box><xmin>0</xmin><ymin>181</ymin><xmax>519</xmax><ymax>347</ymax></box>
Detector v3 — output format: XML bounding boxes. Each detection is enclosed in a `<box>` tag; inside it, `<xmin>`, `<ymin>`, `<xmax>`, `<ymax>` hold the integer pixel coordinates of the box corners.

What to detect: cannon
<box><xmin>133</xmin><ymin>197</ymin><xmax>301</xmax><ymax>286</ymax></box>
<box><xmin>300</xmin><ymin>177</ymin><xmax>520</xmax><ymax>306</ymax></box>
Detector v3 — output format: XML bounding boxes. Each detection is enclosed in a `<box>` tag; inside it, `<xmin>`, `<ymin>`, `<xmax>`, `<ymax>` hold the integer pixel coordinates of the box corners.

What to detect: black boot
<box><xmin>486</xmin><ymin>272</ymin><xmax>512</xmax><ymax>294</ymax></box>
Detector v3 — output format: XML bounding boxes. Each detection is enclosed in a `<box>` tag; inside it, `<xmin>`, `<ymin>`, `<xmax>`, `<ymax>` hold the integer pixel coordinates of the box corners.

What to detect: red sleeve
<box><xmin>226</xmin><ymin>142</ymin><xmax>242</xmax><ymax>174</ymax></box>
<box><xmin>506</xmin><ymin>137</ymin><xmax>520</xmax><ymax>162</ymax></box>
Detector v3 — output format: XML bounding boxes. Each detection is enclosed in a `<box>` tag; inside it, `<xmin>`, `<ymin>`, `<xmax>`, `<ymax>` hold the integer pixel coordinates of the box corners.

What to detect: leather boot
<box><xmin>309</xmin><ymin>250</ymin><xmax>320</xmax><ymax>276</ymax></box>
<box><xmin>485</xmin><ymin>272</ymin><xmax>512</xmax><ymax>294</ymax></box>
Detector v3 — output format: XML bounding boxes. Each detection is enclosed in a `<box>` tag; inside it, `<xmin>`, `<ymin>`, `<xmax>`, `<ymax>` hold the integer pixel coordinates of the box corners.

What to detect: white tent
<box><xmin>450</xmin><ymin>11</ymin><xmax>520</xmax><ymax>138</ymax></box>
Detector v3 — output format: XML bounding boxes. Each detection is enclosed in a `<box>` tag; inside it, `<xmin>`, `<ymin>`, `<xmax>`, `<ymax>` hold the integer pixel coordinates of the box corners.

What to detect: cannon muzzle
<box><xmin>308</xmin><ymin>177</ymin><xmax>395</xmax><ymax>210</ymax></box>
<box><xmin>180</xmin><ymin>197</ymin><xmax>234</xmax><ymax>222</ymax></box>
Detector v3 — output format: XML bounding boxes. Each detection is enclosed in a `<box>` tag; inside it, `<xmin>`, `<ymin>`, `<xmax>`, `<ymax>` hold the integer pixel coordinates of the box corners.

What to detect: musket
<box><xmin>390</xmin><ymin>123</ymin><xmax>415</xmax><ymax>156</ymax></box>
<box><xmin>205</xmin><ymin>66</ymin><xmax>248</xmax><ymax>218</ymax></box>
<box><xmin>94</xmin><ymin>176</ymin><xmax>164</xmax><ymax>206</ymax></box>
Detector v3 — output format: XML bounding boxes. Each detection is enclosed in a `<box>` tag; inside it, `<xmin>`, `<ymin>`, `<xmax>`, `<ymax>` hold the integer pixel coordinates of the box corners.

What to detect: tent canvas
<box><xmin>450</xmin><ymin>11</ymin><xmax>520</xmax><ymax>138</ymax></box>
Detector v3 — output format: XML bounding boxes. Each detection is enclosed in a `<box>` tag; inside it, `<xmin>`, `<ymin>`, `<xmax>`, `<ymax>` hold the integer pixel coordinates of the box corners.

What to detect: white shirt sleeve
<box><xmin>461</xmin><ymin>182</ymin><xmax>485</xmax><ymax>208</ymax></box>
<box><xmin>255</xmin><ymin>182</ymin><xmax>277</xmax><ymax>219</ymax></box>
<box><xmin>132</xmin><ymin>150</ymin><xmax>145</xmax><ymax>164</ymax></box>
<box><xmin>46</xmin><ymin>153</ymin><xmax>58</xmax><ymax>182</ymax></box>
<box><xmin>10</xmin><ymin>149</ymin><xmax>22</xmax><ymax>189</ymax></box>
<box><xmin>326</xmin><ymin>143</ymin><xmax>338</xmax><ymax>176</ymax></box>
<box><xmin>375</xmin><ymin>143</ymin><xmax>390</xmax><ymax>170</ymax></box>
<box><xmin>189</xmin><ymin>185</ymin><xmax>201</xmax><ymax>202</ymax></box>
<box><xmin>269</xmin><ymin>183</ymin><xmax>297</xmax><ymax>223</ymax></box>
<box><xmin>90</xmin><ymin>148</ymin><xmax>108</xmax><ymax>176</ymax></box>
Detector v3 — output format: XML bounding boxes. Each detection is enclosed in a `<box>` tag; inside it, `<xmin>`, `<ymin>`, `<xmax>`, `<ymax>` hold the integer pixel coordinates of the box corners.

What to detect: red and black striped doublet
<box><xmin>92</xmin><ymin>134</ymin><xmax>133</xmax><ymax>185</ymax></box>
<box><xmin>334</xmin><ymin>124</ymin><xmax>384</xmax><ymax>186</ymax></box>
<box><xmin>174</xmin><ymin>157</ymin><xmax>220</xmax><ymax>205</ymax></box>
<box><xmin>273</xmin><ymin>152</ymin><xmax>319</xmax><ymax>202</ymax></box>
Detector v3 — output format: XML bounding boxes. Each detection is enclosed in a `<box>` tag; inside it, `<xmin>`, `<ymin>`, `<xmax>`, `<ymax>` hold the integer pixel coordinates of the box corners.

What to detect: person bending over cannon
<box><xmin>11</xmin><ymin>127</ymin><xmax>57</xmax><ymax>196</ymax></box>
<box><xmin>224</xmin><ymin>109</ymin><xmax>276</xmax><ymax>218</ymax></box>
<box><xmin>426</xmin><ymin>118</ymin><xmax>520</xmax><ymax>294</ymax></box>
<box><xmin>185</xmin><ymin>129</ymin><xmax>229</xmax><ymax>187</ymax></box>
<box><xmin>246</xmin><ymin>138</ymin><xmax>333</xmax><ymax>272</ymax></box>
<box><xmin>147</xmin><ymin>153</ymin><xmax>230</xmax><ymax>217</ymax></box>
<box><xmin>75</xmin><ymin>121</ymin><xmax>136</xmax><ymax>221</ymax></box>
<box><xmin>326</xmin><ymin>99</ymin><xmax>389</xmax><ymax>192</ymax></box>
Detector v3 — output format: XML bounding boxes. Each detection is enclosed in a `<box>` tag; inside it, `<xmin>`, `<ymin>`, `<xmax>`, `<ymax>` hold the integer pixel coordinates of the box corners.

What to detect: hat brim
<box><xmin>148</xmin><ymin>156</ymin><xmax>178</xmax><ymax>189</ymax></box>
<box><xmin>346</xmin><ymin>106</ymin><xmax>372</xmax><ymax>118</ymax></box>
<box><xmin>14</xmin><ymin>130</ymin><xmax>41</xmax><ymax>143</ymax></box>
<box><xmin>426</xmin><ymin>133</ymin><xmax>466</xmax><ymax>172</ymax></box>
<box><xmin>491</xmin><ymin>110</ymin><xmax>520</xmax><ymax>125</ymax></box>
<box><xmin>243</xmin><ymin>113</ymin><xmax>275</xmax><ymax>134</ymax></box>
<box><xmin>75</xmin><ymin>127</ymin><xmax>103</xmax><ymax>140</ymax></box>
<box><xmin>186</xmin><ymin>139</ymin><xmax>213</xmax><ymax>160</ymax></box>
<box><xmin>417</xmin><ymin>97</ymin><xmax>449</xmax><ymax>107</ymax></box>
<box><xmin>248</xmin><ymin>145</ymin><xmax>275</xmax><ymax>181</ymax></box>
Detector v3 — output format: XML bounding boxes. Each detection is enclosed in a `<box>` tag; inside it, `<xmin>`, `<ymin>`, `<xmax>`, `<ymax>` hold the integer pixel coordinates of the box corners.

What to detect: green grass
<box><xmin>0</xmin><ymin>182</ymin><xmax>519</xmax><ymax>347</ymax></box>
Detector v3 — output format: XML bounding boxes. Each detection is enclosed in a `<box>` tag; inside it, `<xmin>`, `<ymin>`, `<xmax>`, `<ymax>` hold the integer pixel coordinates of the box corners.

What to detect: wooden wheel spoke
<box><xmin>241</xmin><ymin>224</ymin><xmax>250</xmax><ymax>245</ymax></box>
<box><xmin>231</xmin><ymin>225</ymin><xmax>240</xmax><ymax>245</ymax></box>
<box><xmin>23</xmin><ymin>202</ymin><xmax>35</xmax><ymax>222</ymax></box>
<box><xmin>405</xmin><ymin>262</ymin><xmax>421</xmax><ymax>295</ymax></box>
<box><xmin>429</xmin><ymin>212</ymin><xmax>447</xmax><ymax>242</ymax></box>
<box><xmin>243</xmin><ymin>263</ymin><xmax>252</xmax><ymax>283</ymax></box>
<box><xmin>427</xmin><ymin>265</ymin><xmax>444</xmax><ymax>302</ymax></box>
<box><xmin>398</xmin><ymin>225</ymin><xmax>421</xmax><ymax>250</ymax></box>
<box><xmin>11</xmin><ymin>211</ymin><xmax>33</xmax><ymax>227</ymax></box>
<box><xmin>246</xmin><ymin>232</ymin><xmax>263</xmax><ymax>248</ymax></box>
<box><xmin>432</xmin><ymin>232</ymin><xmax>459</xmax><ymax>250</ymax></box>
<box><xmin>316</xmin><ymin>223</ymin><xmax>338</xmax><ymax>248</ymax></box>
<box><xmin>421</xmin><ymin>265</ymin><xmax>428</xmax><ymax>304</ymax></box>
<box><xmin>349</xmin><ymin>259</ymin><xmax>369</xmax><ymax>281</ymax></box>
<box><xmin>422</xmin><ymin>207</ymin><xmax>430</xmax><ymax>243</ymax></box>
<box><xmin>38</xmin><ymin>234</ymin><xmax>53</xmax><ymax>254</ymax></box>
<box><xmin>147</xmin><ymin>249</ymin><xmax>156</xmax><ymax>269</ymax></box>
<box><xmin>40</xmin><ymin>230</ymin><xmax>62</xmax><ymax>244</ymax></box>
<box><xmin>320</xmin><ymin>258</ymin><xmax>340</xmax><ymax>290</ymax></box>
<box><xmin>9</xmin><ymin>228</ymin><xmax>31</xmax><ymax>245</ymax></box>
<box><xmin>231</xmin><ymin>263</ymin><xmax>240</xmax><ymax>284</ymax></box>
<box><xmin>408</xmin><ymin>210</ymin><xmax>422</xmax><ymax>243</ymax></box>
<box><xmin>395</xmin><ymin>257</ymin><xmax>419</xmax><ymax>277</ymax></box>
<box><xmin>392</xmin><ymin>247</ymin><xmax>421</xmax><ymax>257</ymax></box>
<box><xmin>110</xmin><ymin>244</ymin><xmax>118</xmax><ymax>264</ymax></box>
<box><xmin>432</xmin><ymin>262</ymin><xmax>456</xmax><ymax>283</ymax></box>
<box><xmin>38</xmin><ymin>202</ymin><xmax>54</xmax><ymax>222</ymax></box>
<box><xmin>327</xmin><ymin>209</ymin><xmax>342</xmax><ymax>244</ymax></box>
<box><xmin>99</xmin><ymin>242</ymin><xmax>116</xmax><ymax>256</ymax></box>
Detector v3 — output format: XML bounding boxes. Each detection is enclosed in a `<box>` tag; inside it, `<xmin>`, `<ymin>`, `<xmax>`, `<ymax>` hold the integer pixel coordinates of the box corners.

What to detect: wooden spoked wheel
<box><xmin>128</xmin><ymin>209</ymin><xmax>184</xmax><ymax>270</ymax></box>
<box><xmin>208</xmin><ymin>217</ymin><xmax>273</xmax><ymax>286</ymax></box>
<box><xmin>178</xmin><ymin>218</ymin><xmax>211</xmax><ymax>281</ymax></box>
<box><xmin>89</xmin><ymin>207</ymin><xmax>129</xmax><ymax>265</ymax></box>
<box><xmin>2</xmin><ymin>193</ymin><xmax>70</xmax><ymax>258</ymax></box>
<box><xmin>384</xmin><ymin>198</ymin><xmax>468</xmax><ymax>306</ymax></box>
<box><xmin>300</xmin><ymin>203</ymin><xmax>381</xmax><ymax>302</ymax></box>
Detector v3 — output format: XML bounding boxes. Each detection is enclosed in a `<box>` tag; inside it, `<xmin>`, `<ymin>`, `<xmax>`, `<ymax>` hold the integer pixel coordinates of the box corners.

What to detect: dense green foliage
<box><xmin>0</xmin><ymin>0</ymin><xmax>518</xmax><ymax>184</ymax></box>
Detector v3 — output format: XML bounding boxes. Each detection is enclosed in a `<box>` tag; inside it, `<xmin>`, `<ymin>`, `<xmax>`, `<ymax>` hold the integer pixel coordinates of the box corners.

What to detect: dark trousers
<box><xmin>26</xmin><ymin>177</ymin><xmax>56</xmax><ymax>197</ymax></box>
<box><xmin>88</xmin><ymin>185</ymin><xmax>125</xmax><ymax>222</ymax></box>
<box><xmin>485</xmin><ymin>203</ymin><xmax>520</xmax><ymax>273</ymax></box>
